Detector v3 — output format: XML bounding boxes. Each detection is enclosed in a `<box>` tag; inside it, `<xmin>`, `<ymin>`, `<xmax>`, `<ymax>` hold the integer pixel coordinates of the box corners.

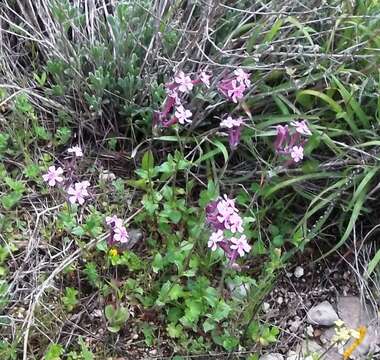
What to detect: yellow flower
<box><xmin>334</xmin><ymin>319</ymin><xmax>345</xmax><ymax>327</ymax></box>
<box><xmin>109</xmin><ymin>248</ymin><xmax>118</xmax><ymax>257</ymax></box>
<box><xmin>343</xmin><ymin>326</ymin><xmax>367</xmax><ymax>360</ymax></box>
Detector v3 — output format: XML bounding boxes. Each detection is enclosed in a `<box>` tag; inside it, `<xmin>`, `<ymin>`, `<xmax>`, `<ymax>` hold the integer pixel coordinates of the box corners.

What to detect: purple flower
<box><xmin>114</xmin><ymin>225</ymin><xmax>129</xmax><ymax>243</ymax></box>
<box><xmin>291</xmin><ymin>120</ymin><xmax>311</xmax><ymax>136</ymax></box>
<box><xmin>274</xmin><ymin>125</ymin><xmax>289</xmax><ymax>153</ymax></box>
<box><xmin>290</xmin><ymin>145</ymin><xmax>304</xmax><ymax>163</ymax></box>
<box><xmin>230</xmin><ymin>235</ymin><xmax>251</xmax><ymax>257</ymax></box>
<box><xmin>42</xmin><ymin>166</ymin><xmax>64</xmax><ymax>187</ymax></box>
<box><xmin>67</xmin><ymin>181</ymin><xmax>90</xmax><ymax>205</ymax></box>
<box><xmin>206</xmin><ymin>194</ymin><xmax>243</xmax><ymax>232</ymax></box>
<box><xmin>206</xmin><ymin>200</ymin><xmax>226</xmax><ymax>230</ymax></box>
<box><xmin>226</xmin><ymin>212</ymin><xmax>244</xmax><ymax>234</ymax></box>
<box><xmin>227</xmin><ymin>80</ymin><xmax>245</xmax><ymax>103</ymax></box>
<box><xmin>199</xmin><ymin>71</ymin><xmax>211</xmax><ymax>87</ymax></box>
<box><xmin>234</xmin><ymin>68</ymin><xmax>251</xmax><ymax>88</ymax></box>
<box><xmin>220</xmin><ymin>116</ymin><xmax>244</xmax><ymax>129</ymax></box>
<box><xmin>208</xmin><ymin>230</ymin><xmax>224</xmax><ymax>251</ymax></box>
<box><xmin>106</xmin><ymin>215</ymin><xmax>123</xmax><ymax>228</ymax></box>
<box><xmin>175</xmin><ymin>105</ymin><xmax>192</xmax><ymax>125</ymax></box>
<box><xmin>67</xmin><ymin>145</ymin><xmax>83</xmax><ymax>157</ymax></box>
<box><xmin>220</xmin><ymin>116</ymin><xmax>245</xmax><ymax>150</ymax></box>
<box><xmin>174</xmin><ymin>71</ymin><xmax>193</xmax><ymax>93</ymax></box>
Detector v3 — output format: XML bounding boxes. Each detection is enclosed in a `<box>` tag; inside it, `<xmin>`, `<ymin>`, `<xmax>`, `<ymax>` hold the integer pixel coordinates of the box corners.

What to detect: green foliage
<box><xmin>104</xmin><ymin>304</ymin><xmax>130</xmax><ymax>333</ymax></box>
<box><xmin>1</xmin><ymin>0</ymin><xmax>380</xmax><ymax>358</ymax></box>
<box><xmin>62</xmin><ymin>287</ymin><xmax>79</xmax><ymax>312</ymax></box>
<box><xmin>44</xmin><ymin>344</ymin><xmax>64</xmax><ymax>360</ymax></box>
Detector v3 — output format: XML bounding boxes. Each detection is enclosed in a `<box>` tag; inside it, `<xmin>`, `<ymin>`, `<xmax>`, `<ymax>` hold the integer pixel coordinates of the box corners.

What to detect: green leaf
<box><xmin>142</xmin><ymin>150</ymin><xmax>154</xmax><ymax>171</ymax></box>
<box><xmin>44</xmin><ymin>344</ymin><xmax>64</xmax><ymax>360</ymax></box>
<box><xmin>152</xmin><ymin>253</ymin><xmax>164</xmax><ymax>273</ymax></box>
<box><xmin>1</xmin><ymin>192</ymin><xmax>22</xmax><ymax>210</ymax></box>
<box><xmin>62</xmin><ymin>287</ymin><xmax>78</xmax><ymax>312</ymax></box>
<box><xmin>222</xmin><ymin>335</ymin><xmax>239</xmax><ymax>351</ymax></box>
<box><xmin>296</xmin><ymin>89</ymin><xmax>358</xmax><ymax>133</ymax></box>
<box><xmin>203</xmin><ymin>318</ymin><xmax>216</xmax><ymax>332</ymax></box>
<box><xmin>167</xmin><ymin>323</ymin><xmax>183</xmax><ymax>338</ymax></box>
<box><xmin>332</xmin><ymin>75</ymin><xmax>370</xmax><ymax>128</ymax></box>
<box><xmin>367</xmin><ymin>249</ymin><xmax>380</xmax><ymax>278</ymax></box>
<box><xmin>168</xmin><ymin>284</ymin><xmax>184</xmax><ymax>301</ymax></box>
<box><xmin>263</xmin><ymin>18</ymin><xmax>283</xmax><ymax>43</ymax></box>
<box><xmin>211</xmin><ymin>300</ymin><xmax>231</xmax><ymax>322</ymax></box>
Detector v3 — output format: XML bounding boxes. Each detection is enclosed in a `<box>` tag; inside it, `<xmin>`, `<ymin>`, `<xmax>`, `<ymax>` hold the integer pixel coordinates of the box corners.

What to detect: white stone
<box><xmin>307</xmin><ymin>301</ymin><xmax>339</xmax><ymax>326</ymax></box>
<box><xmin>260</xmin><ymin>353</ymin><xmax>284</xmax><ymax>360</ymax></box>
<box><xmin>294</xmin><ymin>266</ymin><xmax>304</xmax><ymax>278</ymax></box>
<box><xmin>262</xmin><ymin>302</ymin><xmax>270</xmax><ymax>313</ymax></box>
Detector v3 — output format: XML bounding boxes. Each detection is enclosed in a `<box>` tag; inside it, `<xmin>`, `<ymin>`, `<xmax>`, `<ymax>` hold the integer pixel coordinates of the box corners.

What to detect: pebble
<box><xmin>294</xmin><ymin>266</ymin><xmax>304</xmax><ymax>278</ymax></box>
<box><xmin>262</xmin><ymin>302</ymin><xmax>270</xmax><ymax>313</ymax></box>
<box><xmin>306</xmin><ymin>301</ymin><xmax>339</xmax><ymax>326</ymax></box>
<box><xmin>260</xmin><ymin>353</ymin><xmax>284</xmax><ymax>360</ymax></box>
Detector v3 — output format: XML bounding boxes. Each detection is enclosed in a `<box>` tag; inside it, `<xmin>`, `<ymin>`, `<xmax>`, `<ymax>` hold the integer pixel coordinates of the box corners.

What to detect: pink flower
<box><xmin>175</xmin><ymin>105</ymin><xmax>192</xmax><ymax>124</ymax></box>
<box><xmin>67</xmin><ymin>181</ymin><xmax>90</xmax><ymax>205</ymax></box>
<box><xmin>106</xmin><ymin>215</ymin><xmax>123</xmax><ymax>228</ymax></box>
<box><xmin>227</xmin><ymin>80</ymin><xmax>246</xmax><ymax>103</ymax></box>
<box><xmin>114</xmin><ymin>225</ymin><xmax>129</xmax><ymax>243</ymax></box>
<box><xmin>220</xmin><ymin>116</ymin><xmax>244</xmax><ymax>129</ymax></box>
<box><xmin>291</xmin><ymin>120</ymin><xmax>311</xmax><ymax>136</ymax></box>
<box><xmin>42</xmin><ymin>166</ymin><xmax>64</xmax><ymax>187</ymax></box>
<box><xmin>174</xmin><ymin>71</ymin><xmax>193</xmax><ymax>93</ymax></box>
<box><xmin>67</xmin><ymin>145</ymin><xmax>83</xmax><ymax>157</ymax></box>
<box><xmin>208</xmin><ymin>230</ymin><xmax>224</xmax><ymax>251</ymax></box>
<box><xmin>216</xmin><ymin>200</ymin><xmax>235</xmax><ymax>224</ymax></box>
<box><xmin>77</xmin><ymin>180</ymin><xmax>90</xmax><ymax>190</ymax></box>
<box><xmin>221</xmin><ymin>194</ymin><xmax>238</xmax><ymax>212</ymax></box>
<box><xmin>290</xmin><ymin>145</ymin><xmax>304</xmax><ymax>163</ymax></box>
<box><xmin>200</xmin><ymin>71</ymin><xmax>211</xmax><ymax>87</ymax></box>
<box><xmin>230</xmin><ymin>235</ymin><xmax>251</xmax><ymax>257</ymax></box>
<box><xmin>227</xmin><ymin>213</ymin><xmax>244</xmax><ymax>234</ymax></box>
<box><xmin>274</xmin><ymin>125</ymin><xmax>289</xmax><ymax>153</ymax></box>
<box><xmin>234</xmin><ymin>68</ymin><xmax>251</xmax><ymax>88</ymax></box>
<box><xmin>166</xmin><ymin>88</ymin><xmax>181</xmax><ymax>105</ymax></box>
<box><xmin>220</xmin><ymin>117</ymin><xmax>245</xmax><ymax>150</ymax></box>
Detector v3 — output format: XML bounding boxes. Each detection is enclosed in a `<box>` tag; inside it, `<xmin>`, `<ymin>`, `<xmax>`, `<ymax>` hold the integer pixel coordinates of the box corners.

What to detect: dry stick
<box><xmin>22</xmin><ymin>208</ymin><xmax>143</xmax><ymax>360</ymax></box>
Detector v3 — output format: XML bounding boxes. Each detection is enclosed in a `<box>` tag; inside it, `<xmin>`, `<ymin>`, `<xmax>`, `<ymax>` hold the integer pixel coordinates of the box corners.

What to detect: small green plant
<box><xmin>104</xmin><ymin>304</ymin><xmax>130</xmax><ymax>333</ymax></box>
<box><xmin>44</xmin><ymin>343</ymin><xmax>64</xmax><ymax>360</ymax></box>
<box><xmin>62</xmin><ymin>287</ymin><xmax>79</xmax><ymax>312</ymax></box>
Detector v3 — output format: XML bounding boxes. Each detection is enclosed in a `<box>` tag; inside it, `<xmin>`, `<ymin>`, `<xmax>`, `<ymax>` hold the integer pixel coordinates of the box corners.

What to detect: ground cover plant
<box><xmin>1</xmin><ymin>0</ymin><xmax>380</xmax><ymax>358</ymax></box>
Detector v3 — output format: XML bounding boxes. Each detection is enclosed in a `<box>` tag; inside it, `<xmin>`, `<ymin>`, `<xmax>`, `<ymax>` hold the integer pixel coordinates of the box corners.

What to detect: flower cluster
<box><xmin>153</xmin><ymin>70</ymin><xmax>211</xmax><ymax>128</ymax></box>
<box><xmin>218</xmin><ymin>68</ymin><xmax>251</xmax><ymax>103</ymax></box>
<box><xmin>42</xmin><ymin>145</ymin><xmax>90</xmax><ymax>205</ymax></box>
<box><xmin>220</xmin><ymin>116</ymin><xmax>245</xmax><ymax>150</ymax></box>
<box><xmin>274</xmin><ymin>120</ymin><xmax>311</xmax><ymax>163</ymax></box>
<box><xmin>105</xmin><ymin>215</ymin><xmax>129</xmax><ymax>246</ymax></box>
<box><xmin>206</xmin><ymin>195</ymin><xmax>251</xmax><ymax>265</ymax></box>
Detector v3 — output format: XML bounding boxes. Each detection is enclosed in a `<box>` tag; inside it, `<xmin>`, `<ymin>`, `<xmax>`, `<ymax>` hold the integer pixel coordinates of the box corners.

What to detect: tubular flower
<box><xmin>206</xmin><ymin>195</ymin><xmax>251</xmax><ymax>262</ymax></box>
<box><xmin>218</xmin><ymin>68</ymin><xmax>250</xmax><ymax>103</ymax></box>
<box><xmin>220</xmin><ymin>116</ymin><xmax>245</xmax><ymax>150</ymax></box>
<box><xmin>273</xmin><ymin>121</ymin><xmax>310</xmax><ymax>165</ymax></box>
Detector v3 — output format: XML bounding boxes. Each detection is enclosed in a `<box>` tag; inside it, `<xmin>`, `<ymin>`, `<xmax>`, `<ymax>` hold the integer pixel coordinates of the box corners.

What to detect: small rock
<box><xmin>307</xmin><ymin>301</ymin><xmax>339</xmax><ymax>326</ymax></box>
<box><xmin>226</xmin><ymin>281</ymin><xmax>250</xmax><ymax>299</ymax></box>
<box><xmin>260</xmin><ymin>353</ymin><xmax>284</xmax><ymax>360</ymax></box>
<box><xmin>306</xmin><ymin>325</ymin><xmax>314</xmax><ymax>337</ymax></box>
<box><xmin>124</xmin><ymin>228</ymin><xmax>144</xmax><ymax>249</ymax></box>
<box><xmin>262</xmin><ymin>302</ymin><xmax>270</xmax><ymax>313</ymax></box>
<box><xmin>294</xmin><ymin>266</ymin><xmax>304</xmax><ymax>278</ymax></box>
<box><xmin>289</xmin><ymin>318</ymin><xmax>302</xmax><ymax>332</ymax></box>
<box><xmin>277</xmin><ymin>296</ymin><xmax>284</xmax><ymax>305</ymax></box>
